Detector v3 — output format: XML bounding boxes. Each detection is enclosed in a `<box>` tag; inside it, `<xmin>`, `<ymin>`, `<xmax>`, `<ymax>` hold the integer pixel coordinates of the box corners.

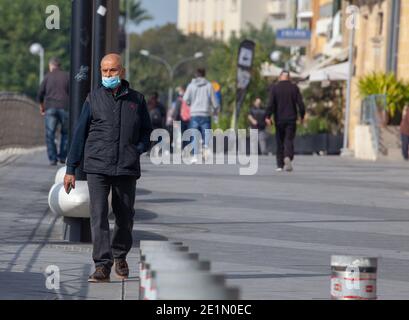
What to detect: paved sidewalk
<box><xmin>1</xmin><ymin>148</ymin><xmax>409</xmax><ymax>299</ymax></box>
<box><xmin>135</xmin><ymin>153</ymin><xmax>409</xmax><ymax>300</ymax></box>
<box><xmin>0</xmin><ymin>148</ymin><xmax>139</xmax><ymax>300</ymax></box>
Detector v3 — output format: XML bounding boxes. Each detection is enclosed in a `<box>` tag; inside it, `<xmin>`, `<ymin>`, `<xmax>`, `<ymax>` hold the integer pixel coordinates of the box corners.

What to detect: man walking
<box><xmin>248</xmin><ymin>97</ymin><xmax>269</xmax><ymax>155</ymax></box>
<box><xmin>37</xmin><ymin>57</ymin><xmax>69</xmax><ymax>165</ymax></box>
<box><xmin>183</xmin><ymin>68</ymin><xmax>220</xmax><ymax>162</ymax></box>
<box><xmin>400</xmin><ymin>105</ymin><xmax>409</xmax><ymax>161</ymax></box>
<box><xmin>63</xmin><ymin>53</ymin><xmax>152</xmax><ymax>282</ymax></box>
<box><xmin>266</xmin><ymin>71</ymin><xmax>305</xmax><ymax>172</ymax></box>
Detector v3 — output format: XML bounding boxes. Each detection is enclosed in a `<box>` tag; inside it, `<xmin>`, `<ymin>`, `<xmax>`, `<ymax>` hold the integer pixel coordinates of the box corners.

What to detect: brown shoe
<box><xmin>114</xmin><ymin>259</ymin><xmax>129</xmax><ymax>279</ymax></box>
<box><xmin>88</xmin><ymin>266</ymin><xmax>111</xmax><ymax>283</ymax></box>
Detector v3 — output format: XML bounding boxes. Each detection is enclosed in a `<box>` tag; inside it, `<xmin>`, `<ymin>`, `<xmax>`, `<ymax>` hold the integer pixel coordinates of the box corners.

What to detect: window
<box><xmin>231</xmin><ymin>0</ymin><xmax>237</xmax><ymax>12</ymax></box>
<box><xmin>377</xmin><ymin>12</ymin><xmax>384</xmax><ymax>36</ymax></box>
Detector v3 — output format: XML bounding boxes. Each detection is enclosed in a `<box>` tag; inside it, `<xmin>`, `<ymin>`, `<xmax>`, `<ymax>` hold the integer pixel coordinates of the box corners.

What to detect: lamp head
<box><xmin>30</xmin><ymin>43</ymin><xmax>43</xmax><ymax>55</ymax></box>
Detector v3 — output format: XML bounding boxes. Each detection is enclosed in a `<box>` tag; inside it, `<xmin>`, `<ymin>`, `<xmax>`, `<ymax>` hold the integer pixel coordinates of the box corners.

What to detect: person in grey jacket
<box><xmin>183</xmin><ymin>68</ymin><xmax>220</xmax><ymax>161</ymax></box>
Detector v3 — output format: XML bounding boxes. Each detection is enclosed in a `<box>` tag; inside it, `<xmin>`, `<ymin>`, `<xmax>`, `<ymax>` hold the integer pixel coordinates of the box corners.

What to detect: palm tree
<box><xmin>118</xmin><ymin>0</ymin><xmax>152</xmax><ymax>53</ymax></box>
<box><xmin>118</xmin><ymin>0</ymin><xmax>153</xmax><ymax>81</ymax></box>
<box><xmin>119</xmin><ymin>0</ymin><xmax>152</xmax><ymax>27</ymax></box>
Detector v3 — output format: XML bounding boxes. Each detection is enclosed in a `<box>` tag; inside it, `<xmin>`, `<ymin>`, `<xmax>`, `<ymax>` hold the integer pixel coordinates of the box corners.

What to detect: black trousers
<box><xmin>275</xmin><ymin>122</ymin><xmax>296</xmax><ymax>168</ymax></box>
<box><xmin>402</xmin><ymin>134</ymin><xmax>409</xmax><ymax>160</ymax></box>
<box><xmin>87</xmin><ymin>173</ymin><xmax>137</xmax><ymax>269</ymax></box>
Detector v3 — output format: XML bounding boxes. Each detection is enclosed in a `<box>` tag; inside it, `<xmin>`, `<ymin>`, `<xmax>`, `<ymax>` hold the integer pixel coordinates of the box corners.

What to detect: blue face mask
<box><xmin>102</xmin><ymin>76</ymin><xmax>121</xmax><ymax>89</ymax></box>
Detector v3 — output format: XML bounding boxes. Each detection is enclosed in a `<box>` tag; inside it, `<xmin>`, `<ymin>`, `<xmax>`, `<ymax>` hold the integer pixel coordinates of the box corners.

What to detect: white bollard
<box><xmin>54</xmin><ymin>166</ymin><xmax>67</xmax><ymax>183</ymax></box>
<box><xmin>49</xmin><ymin>178</ymin><xmax>112</xmax><ymax>218</ymax></box>
<box><xmin>48</xmin><ymin>182</ymin><xmax>90</xmax><ymax>218</ymax></box>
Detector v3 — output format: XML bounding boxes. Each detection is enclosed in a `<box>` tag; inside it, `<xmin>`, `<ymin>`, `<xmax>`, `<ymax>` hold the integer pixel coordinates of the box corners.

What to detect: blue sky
<box><xmin>132</xmin><ymin>0</ymin><xmax>178</xmax><ymax>34</ymax></box>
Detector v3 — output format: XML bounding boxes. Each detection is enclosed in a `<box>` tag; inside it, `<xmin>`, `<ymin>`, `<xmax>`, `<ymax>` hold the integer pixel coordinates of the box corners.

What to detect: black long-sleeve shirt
<box><xmin>37</xmin><ymin>68</ymin><xmax>70</xmax><ymax>109</ymax></box>
<box><xmin>266</xmin><ymin>80</ymin><xmax>306</xmax><ymax>123</ymax></box>
<box><xmin>66</xmin><ymin>100</ymin><xmax>91</xmax><ymax>175</ymax></box>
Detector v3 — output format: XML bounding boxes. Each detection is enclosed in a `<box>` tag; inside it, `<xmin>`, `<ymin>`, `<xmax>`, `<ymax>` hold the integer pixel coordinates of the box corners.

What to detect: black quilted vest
<box><xmin>83</xmin><ymin>81</ymin><xmax>146</xmax><ymax>178</ymax></box>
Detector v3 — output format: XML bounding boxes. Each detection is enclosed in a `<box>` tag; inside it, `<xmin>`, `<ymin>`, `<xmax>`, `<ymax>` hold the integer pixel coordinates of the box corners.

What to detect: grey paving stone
<box><xmin>1</xmin><ymin>149</ymin><xmax>409</xmax><ymax>299</ymax></box>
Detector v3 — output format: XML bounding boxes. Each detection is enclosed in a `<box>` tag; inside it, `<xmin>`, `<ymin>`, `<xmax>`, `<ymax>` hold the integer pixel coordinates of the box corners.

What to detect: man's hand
<box><xmin>64</xmin><ymin>174</ymin><xmax>76</xmax><ymax>194</ymax></box>
<box><xmin>39</xmin><ymin>104</ymin><xmax>45</xmax><ymax>116</ymax></box>
<box><xmin>265</xmin><ymin>118</ymin><xmax>272</xmax><ymax>126</ymax></box>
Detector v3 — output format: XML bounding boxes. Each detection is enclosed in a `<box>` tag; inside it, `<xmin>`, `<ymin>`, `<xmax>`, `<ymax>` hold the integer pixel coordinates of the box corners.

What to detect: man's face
<box><xmin>279</xmin><ymin>72</ymin><xmax>290</xmax><ymax>81</ymax></box>
<box><xmin>100</xmin><ymin>58</ymin><xmax>124</xmax><ymax>78</ymax></box>
<box><xmin>254</xmin><ymin>98</ymin><xmax>262</xmax><ymax>107</ymax></box>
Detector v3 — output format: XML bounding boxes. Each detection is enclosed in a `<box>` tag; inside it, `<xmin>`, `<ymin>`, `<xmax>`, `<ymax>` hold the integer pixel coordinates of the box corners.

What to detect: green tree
<box><xmin>128</xmin><ymin>24</ymin><xmax>217</xmax><ymax>105</ymax></box>
<box><xmin>119</xmin><ymin>0</ymin><xmax>152</xmax><ymax>25</ymax></box>
<box><xmin>207</xmin><ymin>22</ymin><xmax>288</xmax><ymax>130</ymax></box>
<box><xmin>0</xmin><ymin>0</ymin><xmax>71</xmax><ymax>98</ymax></box>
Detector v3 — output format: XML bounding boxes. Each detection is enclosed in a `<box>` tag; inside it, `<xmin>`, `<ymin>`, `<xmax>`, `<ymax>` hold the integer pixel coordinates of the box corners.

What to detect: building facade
<box><xmin>177</xmin><ymin>0</ymin><xmax>296</xmax><ymax>42</ymax></box>
<box><xmin>309</xmin><ymin>0</ymin><xmax>343</xmax><ymax>59</ymax></box>
<box><xmin>346</xmin><ymin>0</ymin><xmax>395</xmax><ymax>150</ymax></box>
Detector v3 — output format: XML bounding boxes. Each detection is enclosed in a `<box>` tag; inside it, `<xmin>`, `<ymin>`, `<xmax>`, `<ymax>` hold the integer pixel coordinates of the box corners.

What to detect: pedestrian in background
<box><xmin>37</xmin><ymin>57</ymin><xmax>69</xmax><ymax>166</ymax></box>
<box><xmin>183</xmin><ymin>68</ymin><xmax>220</xmax><ymax>162</ymax></box>
<box><xmin>173</xmin><ymin>86</ymin><xmax>190</xmax><ymax>135</ymax></box>
<box><xmin>148</xmin><ymin>92</ymin><xmax>167</xmax><ymax>153</ymax></box>
<box><xmin>171</xmin><ymin>86</ymin><xmax>190</xmax><ymax>150</ymax></box>
<box><xmin>248</xmin><ymin>97</ymin><xmax>269</xmax><ymax>155</ymax></box>
<box><xmin>148</xmin><ymin>92</ymin><xmax>166</xmax><ymax>130</ymax></box>
<box><xmin>400</xmin><ymin>104</ymin><xmax>409</xmax><ymax>161</ymax></box>
<box><xmin>266</xmin><ymin>71</ymin><xmax>305</xmax><ymax>172</ymax></box>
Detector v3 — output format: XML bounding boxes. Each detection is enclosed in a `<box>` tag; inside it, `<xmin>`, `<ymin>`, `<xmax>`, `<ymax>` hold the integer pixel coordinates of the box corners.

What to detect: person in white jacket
<box><xmin>183</xmin><ymin>68</ymin><xmax>220</xmax><ymax>161</ymax></box>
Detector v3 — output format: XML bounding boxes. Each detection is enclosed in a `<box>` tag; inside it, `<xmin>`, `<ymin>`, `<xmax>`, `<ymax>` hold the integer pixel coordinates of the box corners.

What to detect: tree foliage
<box><xmin>119</xmin><ymin>0</ymin><xmax>152</xmax><ymax>25</ymax></box>
<box><xmin>128</xmin><ymin>24</ymin><xmax>217</xmax><ymax>104</ymax></box>
<box><xmin>358</xmin><ymin>72</ymin><xmax>409</xmax><ymax>118</ymax></box>
<box><xmin>0</xmin><ymin>0</ymin><xmax>71</xmax><ymax>98</ymax></box>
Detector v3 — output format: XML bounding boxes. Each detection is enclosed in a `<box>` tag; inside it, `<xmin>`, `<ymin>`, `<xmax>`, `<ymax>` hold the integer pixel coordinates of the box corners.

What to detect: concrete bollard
<box><xmin>140</xmin><ymin>240</ymin><xmax>184</xmax><ymax>251</ymax></box>
<box><xmin>55</xmin><ymin>166</ymin><xmax>67</xmax><ymax>183</ymax></box>
<box><xmin>138</xmin><ymin>240</ymin><xmax>240</xmax><ymax>300</ymax></box>
<box><xmin>49</xmin><ymin>171</ymin><xmax>112</xmax><ymax>218</ymax></box>
<box><xmin>331</xmin><ymin>255</ymin><xmax>378</xmax><ymax>300</ymax></box>
<box><xmin>48</xmin><ymin>182</ymin><xmax>90</xmax><ymax>218</ymax></box>
<box><xmin>140</xmin><ymin>252</ymin><xmax>204</xmax><ymax>300</ymax></box>
<box><xmin>153</xmin><ymin>271</ymin><xmax>238</xmax><ymax>300</ymax></box>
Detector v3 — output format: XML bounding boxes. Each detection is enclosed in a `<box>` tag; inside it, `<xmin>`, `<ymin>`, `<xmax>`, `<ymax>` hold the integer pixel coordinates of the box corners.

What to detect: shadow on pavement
<box><xmin>132</xmin><ymin>230</ymin><xmax>168</xmax><ymax>247</ymax></box>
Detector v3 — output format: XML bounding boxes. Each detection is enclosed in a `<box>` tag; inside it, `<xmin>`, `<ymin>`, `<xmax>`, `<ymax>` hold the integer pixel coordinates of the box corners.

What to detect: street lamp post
<box><xmin>341</xmin><ymin>6</ymin><xmax>358</xmax><ymax>157</ymax></box>
<box><xmin>125</xmin><ymin>0</ymin><xmax>131</xmax><ymax>81</ymax></box>
<box><xmin>139</xmin><ymin>50</ymin><xmax>204</xmax><ymax>109</ymax></box>
<box><xmin>30</xmin><ymin>43</ymin><xmax>44</xmax><ymax>85</ymax></box>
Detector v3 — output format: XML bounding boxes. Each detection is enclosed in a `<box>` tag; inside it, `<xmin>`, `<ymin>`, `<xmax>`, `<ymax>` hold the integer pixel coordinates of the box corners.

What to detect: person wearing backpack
<box><xmin>183</xmin><ymin>68</ymin><xmax>220</xmax><ymax>162</ymax></box>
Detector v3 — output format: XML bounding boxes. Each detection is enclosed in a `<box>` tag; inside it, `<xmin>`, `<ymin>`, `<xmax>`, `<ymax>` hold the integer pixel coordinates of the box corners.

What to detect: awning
<box><xmin>300</xmin><ymin>47</ymin><xmax>349</xmax><ymax>80</ymax></box>
<box><xmin>260</xmin><ymin>62</ymin><xmax>302</xmax><ymax>79</ymax></box>
<box><xmin>308</xmin><ymin>62</ymin><xmax>349</xmax><ymax>82</ymax></box>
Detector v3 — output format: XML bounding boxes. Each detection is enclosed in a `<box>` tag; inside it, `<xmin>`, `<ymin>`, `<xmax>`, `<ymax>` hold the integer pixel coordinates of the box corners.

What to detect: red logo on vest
<box><xmin>129</xmin><ymin>103</ymin><xmax>138</xmax><ymax>110</ymax></box>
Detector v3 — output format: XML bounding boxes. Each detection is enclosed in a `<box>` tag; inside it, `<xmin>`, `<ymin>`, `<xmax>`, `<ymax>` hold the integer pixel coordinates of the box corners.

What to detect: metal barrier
<box><xmin>360</xmin><ymin>94</ymin><xmax>387</xmax><ymax>157</ymax></box>
<box><xmin>0</xmin><ymin>92</ymin><xmax>44</xmax><ymax>149</ymax></box>
<box><xmin>331</xmin><ymin>255</ymin><xmax>378</xmax><ymax>300</ymax></box>
<box><xmin>139</xmin><ymin>240</ymin><xmax>240</xmax><ymax>300</ymax></box>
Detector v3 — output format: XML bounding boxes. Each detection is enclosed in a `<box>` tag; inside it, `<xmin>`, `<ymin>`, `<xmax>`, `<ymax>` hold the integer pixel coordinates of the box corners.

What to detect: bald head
<box><xmin>100</xmin><ymin>53</ymin><xmax>125</xmax><ymax>79</ymax></box>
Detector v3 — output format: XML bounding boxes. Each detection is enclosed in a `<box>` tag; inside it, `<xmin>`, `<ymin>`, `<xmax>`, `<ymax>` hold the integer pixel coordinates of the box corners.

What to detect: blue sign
<box><xmin>276</xmin><ymin>29</ymin><xmax>311</xmax><ymax>47</ymax></box>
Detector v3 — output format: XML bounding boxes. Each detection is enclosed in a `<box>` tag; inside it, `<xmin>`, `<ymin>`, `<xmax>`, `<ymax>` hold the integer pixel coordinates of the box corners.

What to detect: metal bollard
<box><xmin>331</xmin><ymin>255</ymin><xmax>378</xmax><ymax>300</ymax></box>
